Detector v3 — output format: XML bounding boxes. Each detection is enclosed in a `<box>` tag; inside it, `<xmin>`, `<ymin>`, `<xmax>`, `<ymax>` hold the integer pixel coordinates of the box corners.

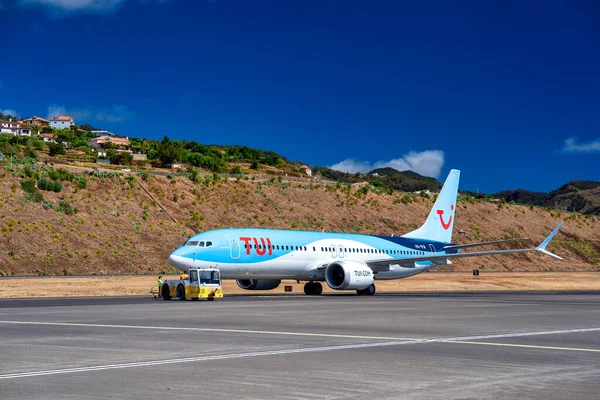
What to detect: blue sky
<box><xmin>1</xmin><ymin>0</ymin><xmax>599</xmax><ymax>193</ymax></box>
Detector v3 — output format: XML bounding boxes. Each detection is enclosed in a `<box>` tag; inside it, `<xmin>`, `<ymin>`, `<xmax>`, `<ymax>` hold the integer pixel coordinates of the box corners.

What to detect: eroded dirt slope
<box><xmin>0</xmin><ymin>169</ymin><xmax>598</xmax><ymax>276</ymax></box>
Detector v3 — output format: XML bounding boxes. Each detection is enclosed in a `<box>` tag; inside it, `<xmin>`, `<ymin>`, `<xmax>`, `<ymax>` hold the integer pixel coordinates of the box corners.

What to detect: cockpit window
<box><xmin>186</xmin><ymin>240</ymin><xmax>213</xmax><ymax>248</ymax></box>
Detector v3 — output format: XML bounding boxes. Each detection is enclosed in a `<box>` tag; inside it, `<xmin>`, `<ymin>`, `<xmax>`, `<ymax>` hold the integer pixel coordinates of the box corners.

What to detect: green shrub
<box><xmin>56</xmin><ymin>168</ymin><xmax>75</xmax><ymax>181</ymax></box>
<box><xmin>37</xmin><ymin>179</ymin><xmax>62</xmax><ymax>192</ymax></box>
<box><xmin>25</xmin><ymin>192</ymin><xmax>44</xmax><ymax>202</ymax></box>
<box><xmin>48</xmin><ymin>143</ymin><xmax>66</xmax><ymax>156</ymax></box>
<box><xmin>137</xmin><ymin>171</ymin><xmax>149</xmax><ymax>182</ymax></box>
<box><xmin>21</xmin><ymin>179</ymin><xmax>37</xmax><ymax>193</ymax></box>
<box><xmin>37</xmin><ymin>178</ymin><xmax>51</xmax><ymax>191</ymax></box>
<box><xmin>46</xmin><ymin>168</ymin><xmax>59</xmax><ymax>180</ymax></box>
<box><xmin>76</xmin><ymin>177</ymin><xmax>87</xmax><ymax>189</ymax></box>
<box><xmin>56</xmin><ymin>199</ymin><xmax>77</xmax><ymax>215</ymax></box>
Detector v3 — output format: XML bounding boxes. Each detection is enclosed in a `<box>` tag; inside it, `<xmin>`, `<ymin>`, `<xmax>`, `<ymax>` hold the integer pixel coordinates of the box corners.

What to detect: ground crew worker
<box><xmin>179</xmin><ymin>271</ymin><xmax>189</xmax><ymax>280</ymax></box>
<box><xmin>157</xmin><ymin>275</ymin><xmax>163</xmax><ymax>291</ymax></box>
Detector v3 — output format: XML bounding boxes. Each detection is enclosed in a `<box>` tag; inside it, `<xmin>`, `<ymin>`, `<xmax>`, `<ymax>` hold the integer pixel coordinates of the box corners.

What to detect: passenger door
<box><xmin>226</xmin><ymin>234</ymin><xmax>240</xmax><ymax>260</ymax></box>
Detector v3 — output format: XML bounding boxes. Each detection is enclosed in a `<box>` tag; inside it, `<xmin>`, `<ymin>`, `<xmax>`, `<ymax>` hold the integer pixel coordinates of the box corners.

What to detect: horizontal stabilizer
<box><xmin>535</xmin><ymin>222</ymin><xmax>563</xmax><ymax>260</ymax></box>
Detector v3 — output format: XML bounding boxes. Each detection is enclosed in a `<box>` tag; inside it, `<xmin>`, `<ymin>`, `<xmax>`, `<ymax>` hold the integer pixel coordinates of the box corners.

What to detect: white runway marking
<box><xmin>1</xmin><ymin>320</ymin><xmax>599</xmax><ymax>342</ymax></box>
<box><xmin>442</xmin><ymin>340</ymin><xmax>600</xmax><ymax>353</ymax></box>
<box><xmin>0</xmin><ymin>320</ymin><xmax>422</xmax><ymax>341</ymax></box>
<box><xmin>0</xmin><ymin>320</ymin><xmax>599</xmax><ymax>380</ymax></box>
<box><xmin>0</xmin><ymin>340</ymin><xmax>420</xmax><ymax>380</ymax></box>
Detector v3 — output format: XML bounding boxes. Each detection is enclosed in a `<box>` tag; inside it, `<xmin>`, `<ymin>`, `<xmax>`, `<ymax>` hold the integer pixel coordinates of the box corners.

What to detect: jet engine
<box><xmin>325</xmin><ymin>261</ymin><xmax>374</xmax><ymax>290</ymax></box>
<box><xmin>236</xmin><ymin>279</ymin><xmax>281</xmax><ymax>291</ymax></box>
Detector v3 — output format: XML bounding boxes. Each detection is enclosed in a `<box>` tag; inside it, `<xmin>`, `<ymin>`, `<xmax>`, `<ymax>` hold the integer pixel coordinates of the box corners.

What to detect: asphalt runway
<box><xmin>1</xmin><ymin>292</ymin><xmax>599</xmax><ymax>399</ymax></box>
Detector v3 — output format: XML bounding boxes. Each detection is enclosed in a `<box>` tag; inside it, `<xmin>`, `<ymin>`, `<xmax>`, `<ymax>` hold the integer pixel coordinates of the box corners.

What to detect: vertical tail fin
<box><xmin>402</xmin><ymin>169</ymin><xmax>460</xmax><ymax>243</ymax></box>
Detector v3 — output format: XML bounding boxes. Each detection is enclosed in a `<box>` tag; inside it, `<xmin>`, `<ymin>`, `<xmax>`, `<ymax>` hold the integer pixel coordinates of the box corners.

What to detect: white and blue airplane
<box><xmin>169</xmin><ymin>169</ymin><xmax>563</xmax><ymax>295</ymax></box>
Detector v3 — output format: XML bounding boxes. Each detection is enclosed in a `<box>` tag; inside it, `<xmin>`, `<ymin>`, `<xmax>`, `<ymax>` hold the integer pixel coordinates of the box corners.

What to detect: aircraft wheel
<box><xmin>356</xmin><ymin>288</ymin><xmax>366</xmax><ymax>296</ymax></box>
<box><xmin>304</xmin><ymin>282</ymin><xmax>314</xmax><ymax>295</ymax></box>
<box><xmin>366</xmin><ymin>284</ymin><xmax>376</xmax><ymax>296</ymax></box>
<box><xmin>161</xmin><ymin>284</ymin><xmax>171</xmax><ymax>301</ymax></box>
<box><xmin>176</xmin><ymin>284</ymin><xmax>186</xmax><ymax>301</ymax></box>
<box><xmin>312</xmin><ymin>282</ymin><xmax>323</xmax><ymax>295</ymax></box>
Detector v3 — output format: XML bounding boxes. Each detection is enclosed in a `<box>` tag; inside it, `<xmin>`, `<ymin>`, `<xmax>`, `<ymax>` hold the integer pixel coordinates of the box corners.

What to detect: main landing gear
<box><xmin>356</xmin><ymin>284</ymin><xmax>376</xmax><ymax>296</ymax></box>
<box><xmin>304</xmin><ymin>281</ymin><xmax>323</xmax><ymax>295</ymax></box>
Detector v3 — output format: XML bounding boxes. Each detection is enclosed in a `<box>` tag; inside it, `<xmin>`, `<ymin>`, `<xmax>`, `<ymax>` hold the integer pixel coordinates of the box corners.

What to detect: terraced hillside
<box><xmin>0</xmin><ymin>165</ymin><xmax>598</xmax><ymax>276</ymax></box>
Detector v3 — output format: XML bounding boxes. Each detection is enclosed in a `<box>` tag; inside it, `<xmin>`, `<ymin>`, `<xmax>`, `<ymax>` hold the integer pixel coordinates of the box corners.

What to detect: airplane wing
<box><xmin>441</xmin><ymin>238</ymin><xmax>528</xmax><ymax>251</ymax></box>
<box><xmin>367</xmin><ymin>223</ymin><xmax>563</xmax><ymax>271</ymax></box>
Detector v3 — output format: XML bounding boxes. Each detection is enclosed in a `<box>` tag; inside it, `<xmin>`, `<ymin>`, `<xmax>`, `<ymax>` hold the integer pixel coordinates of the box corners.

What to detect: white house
<box><xmin>40</xmin><ymin>133</ymin><xmax>57</xmax><ymax>143</ymax></box>
<box><xmin>0</xmin><ymin>120</ymin><xmax>31</xmax><ymax>136</ymax></box>
<box><xmin>49</xmin><ymin>115</ymin><xmax>75</xmax><ymax>129</ymax></box>
<box><xmin>351</xmin><ymin>181</ymin><xmax>370</xmax><ymax>188</ymax></box>
<box><xmin>300</xmin><ymin>164</ymin><xmax>312</xmax><ymax>177</ymax></box>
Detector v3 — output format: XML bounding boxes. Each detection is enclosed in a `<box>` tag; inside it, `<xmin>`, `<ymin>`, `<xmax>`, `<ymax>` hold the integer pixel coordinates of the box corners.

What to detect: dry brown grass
<box><xmin>0</xmin><ymin>166</ymin><xmax>599</xmax><ymax>276</ymax></box>
<box><xmin>1</xmin><ymin>272</ymin><xmax>599</xmax><ymax>298</ymax></box>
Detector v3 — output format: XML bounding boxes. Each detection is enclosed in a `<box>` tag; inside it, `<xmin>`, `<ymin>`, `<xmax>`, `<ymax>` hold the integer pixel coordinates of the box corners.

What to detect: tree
<box><xmin>157</xmin><ymin>135</ymin><xmax>183</xmax><ymax>165</ymax></box>
<box><xmin>48</xmin><ymin>143</ymin><xmax>66</xmax><ymax>156</ymax></box>
<box><xmin>80</xmin><ymin>123</ymin><xmax>96</xmax><ymax>132</ymax></box>
<box><xmin>109</xmin><ymin>151</ymin><xmax>133</xmax><ymax>165</ymax></box>
<box><xmin>55</xmin><ymin>129</ymin><xmax>74</xmax><ymax>145</ymax></box>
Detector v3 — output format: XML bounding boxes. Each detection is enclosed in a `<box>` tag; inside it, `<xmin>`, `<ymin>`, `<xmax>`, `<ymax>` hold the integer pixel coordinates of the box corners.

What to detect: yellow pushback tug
<box><xmin>161</xmin><ymin>267</ymin><xmax>223</xmax><ymax>301</ymax></box>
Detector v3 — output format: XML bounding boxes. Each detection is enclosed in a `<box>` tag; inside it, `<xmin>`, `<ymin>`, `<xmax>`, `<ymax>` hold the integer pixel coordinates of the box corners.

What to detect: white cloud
<box><xmin>95</xmin><ymin>105</ymin><xmax>133</xmax><ymax>122</ymax></box>
<box><xmin>329</xmin><ymin>150</ymin><xmax>445</xmax><ymax>178</ymax></box>
<box><xmin>18</xmin><ymin>0</ymin><xmax>127</xmax><ymax>13</ymax></box>
<box><xmin>47</xmin><ymin>104</ymin><xmax>134</xmax><ymax>123</ymax></box>
<box><xmin>17</xmin><ymin>0</ymin><xmax>171</xmax><ymax>15</ymax></box>
<box><xmin>1</xmin><ymin>109</ymin><xmax>19</xmax><ymax>118</ymax></box>
<box><xmin>47</xmin><ymin>105</ymin><xmax>67</xmax><ymax>119</ymax></box>
<box><xmin>561</xmin><ymin>137</ymin><xmax>600</xmax><ymax>154</ymax></box>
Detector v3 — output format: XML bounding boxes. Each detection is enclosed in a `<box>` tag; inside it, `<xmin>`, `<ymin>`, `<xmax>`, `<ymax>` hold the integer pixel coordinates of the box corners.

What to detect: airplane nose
<box><xmin>168</xmin><ymin>254</ymin><xmax>190</xmax><ymax>270</ymax></box>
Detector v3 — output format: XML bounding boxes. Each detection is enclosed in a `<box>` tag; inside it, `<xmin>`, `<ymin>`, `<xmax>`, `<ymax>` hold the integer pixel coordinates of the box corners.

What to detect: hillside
<box><xmin>0</xmin><ymin>163</ymin><xmax>598</xmax><ymax>276</ymax></box>
<box><xmin>495</xmin><ymin>180</ymin><xmax>600</xmax><ymax>215</ymax></box>
<box><xmin>313</xmin><ymin>166</ymin><xmax>441</xmax><ymax>192</ymax></box>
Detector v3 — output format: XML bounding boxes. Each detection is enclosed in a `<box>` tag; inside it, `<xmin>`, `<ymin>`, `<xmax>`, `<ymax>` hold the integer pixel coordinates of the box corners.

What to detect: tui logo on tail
<box><xmin>436</xmin><ymin>204</ymin><xmax>454</xmax><ymax>230</ymax></box>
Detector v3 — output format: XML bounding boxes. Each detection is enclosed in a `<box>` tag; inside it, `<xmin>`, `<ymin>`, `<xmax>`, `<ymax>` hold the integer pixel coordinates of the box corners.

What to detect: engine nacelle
<box><xmin>325</xmin><ymin>261</ymin><xmax>374</xmax><ymax>290</ymax></box>
<box><xmin>236</xmin><ymin>279</ymin><xmax>281</xmax><ymax>291</ymax></box>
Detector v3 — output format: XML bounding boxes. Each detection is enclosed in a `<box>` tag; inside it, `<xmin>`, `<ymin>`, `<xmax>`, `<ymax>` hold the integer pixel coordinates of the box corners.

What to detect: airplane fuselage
<box><xmin>168</xmin><ymin>228</ymin><xmax>455</xmax><ymax>281</ymax></box>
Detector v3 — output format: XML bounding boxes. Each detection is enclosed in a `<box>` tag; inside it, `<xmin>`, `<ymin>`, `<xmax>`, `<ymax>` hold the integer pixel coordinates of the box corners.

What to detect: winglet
<box><xmin>536</xmin><ymin>222</ymin><xmax>563</xmax><ymax>260</ymax></box>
